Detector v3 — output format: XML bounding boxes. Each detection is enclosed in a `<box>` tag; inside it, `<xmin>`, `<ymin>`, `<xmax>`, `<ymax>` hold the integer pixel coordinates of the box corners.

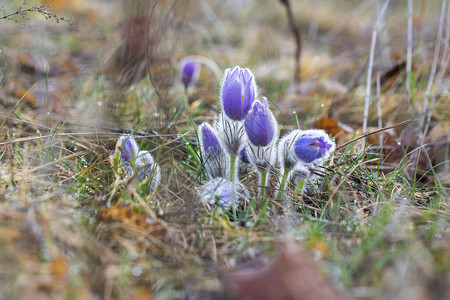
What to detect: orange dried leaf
<box><xmin>51</xmin><ymin>254</ymin><xmax>69</xmax><ymax>279</ymax></box>
<box><xmin>98</xmin><ymin>205</ymin><xmax>165</xmax><ymax>237</ymax></box>
<box><xmin>314</xmin><ymin>116</ymin><xmax>343</xmax><ymax>137</ymax></box>
<box><xmin>12</xmin><ymin>86</ymin><xmax>37</xmax><ymax>107</ymax></box>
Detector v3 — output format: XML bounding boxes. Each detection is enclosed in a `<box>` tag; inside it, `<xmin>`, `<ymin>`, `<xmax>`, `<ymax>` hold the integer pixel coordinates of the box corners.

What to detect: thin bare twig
<box><xmin>338</xmin><ymin>119</ymin><xmax>417</xmax><ymax>151</ymax></box>
<box><xmin>406</xmin><ymin>0</ymin><xmax>413</xmax><ymax>100</ymax></box>
<box><xmin>424</xmin><ymin>52</ymin><xmax>449</xmax><ymax>136</ymax></box>
<box><xmin>0</xmin><ymin>0</ymin><xmax>72</xmax><ymax>25</ymax></box>
<box><xmin>377</xmin><ymin>0</ymin><xmax>393</xmax><ymax>68</ymax></box>
<box><xmin>279</xmin><ymin>0</ymin><xmax>302</xmax><ymax>84</ymax></box>
<box><xmin>361</xmin><ymin>0</ymin><xmax>391</xmax><ymax>152</ymax></box>
<box><xmin>376</xmin><ymin>73</ymin><xmax>383</xmax><ymax>150</ymax></box>
<box><xmin>423</xmin><ymin>2</ymin><xmax>450</xmax><ymax>136</ymax></box>
<box><xmin>146</xmin><ymin>0</ymin><xmax>165</xmax><ymax>121</ymax></box>
<box><xmin>419</xmin><ymin>0</ymin><xmax>447</xmax><ymax>132</ymax></box>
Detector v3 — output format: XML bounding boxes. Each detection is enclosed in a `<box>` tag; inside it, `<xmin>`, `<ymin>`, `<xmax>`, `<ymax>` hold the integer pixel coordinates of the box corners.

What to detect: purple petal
<box><xmin>180</xmin><ymin>58</ymin><xmax>200</xmax><ymax>88</ymax></box>
<box><xmin>245</xmin><ymin>101</ymin><xmax>274</xmax><ymax>147</ymax></box>
<box><xmin>294</xmin><ymin>136</ymin><xmax>332</xmax><ymax>163</ymax></box>
<box><xmin>242</xmin><ymin>76</ymin><xmax>255</xmax><ymax>115</ymax></box>
<box><xmin>221</xmin><ymin>66</ymin><xmax>256</xmax><ymax>121</ymax></box>
<box><xmin>222</xmin><ymin>79</ymin><xmax>245</xmax><ymax>120</ymax></box>
<box><xmin>181</xmin><ymin>62</ymin><xmax>197</xmax><ymax>85</ymax></box>
<box><xmin>119</xmin><ymin>135</ymin><xmax>139</xmax><ymax>163</ymax></box>
<box><xmin>240</xmin><ymin>147</ymin><xmax>250</xmax><ymax>164</ymax></box>
<box><xmin>200</xmin><ymin>123</ymin><xmax>222</xmax><ymax>155</ymax></box>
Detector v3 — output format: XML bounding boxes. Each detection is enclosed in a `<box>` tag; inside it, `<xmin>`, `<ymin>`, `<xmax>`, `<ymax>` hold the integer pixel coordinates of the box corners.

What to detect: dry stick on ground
<box><xmin>279</xmin><ymin>0</ymin><xmax>301</xmax><ymax>84</ymax></box>
<box><xmin>406</xmin><ymin>0</ymin><xmax>413</xmax><ymax>100</ymax></box>
<box><xmin>361</xmin><ymin>0</ymin><xmax>391</xmax><ymax>152</ymax></box>
<box><xmin>338</xmin><ymin>119</ymin><xmax>417</xmax><ymax>151</ymax></box>
<box><xmin>419</xmin><ymin>0</ymin><xmax>447</xmax><ymax>133</ymax></box>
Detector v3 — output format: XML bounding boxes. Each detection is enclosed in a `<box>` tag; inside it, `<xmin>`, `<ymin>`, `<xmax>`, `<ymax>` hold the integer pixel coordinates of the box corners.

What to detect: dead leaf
<box><xmin>313</xmin><ymin>116</ymin><xmax>353</xmax><ymax>145</ymax></box>
<box><xmin>11</xmin><ymin>85</ymin><xmax>37</xmax><ymax>107</ymax></box>
<box><xmin>51</xmin><ymin>254</ymin><xmax>69</xmax><ymax>279</ymax></box>
<box><xmin>98</xmin><ymin>205</ymin><xmax>165</xmax><ymax>237</ymax></box>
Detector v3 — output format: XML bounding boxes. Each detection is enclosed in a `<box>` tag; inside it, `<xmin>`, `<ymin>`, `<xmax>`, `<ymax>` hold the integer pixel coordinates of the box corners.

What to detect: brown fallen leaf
<box><xmin>313</xmin><ymin>116</ymin><xmax>354</xmax><ymax>145</ymax></box>
<box><xmin>98</xmin><ymin>205</ymin><xmax>165</xmax><ymax>237</ymax></box>
<box><xmin>51</xmin><ymin>254</ymin><xmax>69</xmax><ymax>280</ymax></box>
<box><xmin>11</xmin><ymin>84</ymin><xmax>38</xmax><ymax>108</ymax></box>
<box><xmin>225</xmin><ymin>242</ymin><xmax>350</xmax><ymax>300</ymax></box>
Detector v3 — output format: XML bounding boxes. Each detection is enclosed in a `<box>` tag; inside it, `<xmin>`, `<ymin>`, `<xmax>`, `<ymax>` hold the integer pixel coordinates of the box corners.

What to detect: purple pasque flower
<box><xmin>179</xmin><ymin>57</ymin><xmax>200</xmax><ymax>89</ymax></box>
<box><xmin>244</xmin><ymin>98</ymin><xmax>278</xmax><ymax>173</ymax></box>
<box><xmin>117</xmin><ymin>134</ymin><xmax>140</xmax><ymax>176</ymax></box>
<box><xmin>244</xmin><ymin>100</ymin><xmax>276</xmax><ymax>147</ymax></box>
<box><xmin>278</xmin><ymin>129</ymin><xmax>335</xmax><ymax>169</ymax></box>
<box><xmin>115</xmin><ymin>134</ymin><xmax>161</xmax><ymax>191</ymax></box>
<box><xmin>220</xmin><ymin>66</ymin><xmax>257</xmax><ymax>121</ymax></box>
<box><xmin>293</xmin><ymin>130</ymin><xmax>335</xmax><ymax>164</ymax></box>
<box><xmin>275</xmin><ymin>130</ymin><xmax>334</xmax><ymax>201</ymax></box>
<box><xmin>136</xmin><ymin>150</ymin><xmax>161</xmax><ymax>191</ymax></box>
<box><xmin>198</xmin><ymin>122</ymin><xmax>229</xmax><ymax>179</ymax></box>
<box><xmin>198</xmin><ymin>177</ymin><xmax>250</xmax><ymax>211</ymax></box>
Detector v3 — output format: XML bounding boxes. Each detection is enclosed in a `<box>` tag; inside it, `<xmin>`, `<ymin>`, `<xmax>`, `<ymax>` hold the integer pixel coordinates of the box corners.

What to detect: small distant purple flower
<box><xmin>244</xmin><ymin>100</ymin><xmax>276</xmax><ymax>147</ymax></box>
<box><xmin>119</xmin><ymin>134</ymin><xmax>139</xmax><ymax>164</ymax></box>
<box><xmin>180</xmin><ymin>57</ymin><xmax>200</xmax><ymax>89</ymax></box>
<box><xmin>115</xmin><ymin>134</ymin><xmax>161</xmax><ymax>192</ymax></box>
<box><xmin>221</xmin><ymin>66</ymin><xmax>257</xmax><ymax>121</ymax></box>
<box><xmin>200</xmin><ymin>122</ymin><xmax>221</xmax><ymax>156</ymax></box>
<box><xmin>117</xmin><ymin>134</ymin><xmax>139</xmax><ymax>176</ymax></box>
<box><xmin>136</xmin><ymin>150</ymin><xmax>161</xmax><ymax>190</ymax></box>
<box><xmin>199</xmin><ymin>122</ymin><xmax>229</xmax><ymax>179</ymax></box>
<box><xmin>293</xmin><ymin>130</ymin><xmax>335</xmax><ymax>164</ymax></box>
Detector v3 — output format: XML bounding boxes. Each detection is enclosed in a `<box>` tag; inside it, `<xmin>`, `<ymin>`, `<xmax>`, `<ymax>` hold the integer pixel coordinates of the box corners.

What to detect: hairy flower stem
<box><xmin>259</xmin><ymin>171</ymin><xmax>268</xmax><ymax>199</ymax></box>
<box><xmin>230</xmin><ymin>154</ymin><xmax>237</xmax><ymax>183</ymax></box>
<box><xmin>275</xmin><ymin>169</ymin><xmax>290</xmax><ymax>201</ymax></box>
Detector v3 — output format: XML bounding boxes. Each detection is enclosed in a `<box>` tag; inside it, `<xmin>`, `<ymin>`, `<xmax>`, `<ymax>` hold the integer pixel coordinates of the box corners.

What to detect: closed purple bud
<box><xmin>240</xmin><ymin>147</ymin><xmax>250</xmax><ymax>164</ymax></box>
<box><xmin>199</xmin><ymin>122</ymin><xmax>222</xmax><ymax>156</ymax></box>
<box><xmin>179</xmin><ymin>57</ymin><xmax>200</xmax><ymax>89</ymax></box>
<box><xmin>221</xmin><ymin>66</ymin><xmax>256</xmax><ymax>121</ymax></box>
<box><xmin>135</xmin><ymin>151</ymin><xmax>161</xmax><ymax>190</ymax></box>
<box><xmin>293</xmin><ymin>130</ymin><xmax>335</xmax><ymax>164</ymax></box>
<box><xmin>118</xmin><ymin>134</ymin><xmax>139</xmax><ymax>164</ymax></box>
<box><xmin>199</xmin><ymin>122</ymin><xmax>229</xmax><ymax>179</ymax></box>
<box><xmin>244</xmin><ymin>101</ymin><xmax>275</xmax><ymax>147</ymax></box>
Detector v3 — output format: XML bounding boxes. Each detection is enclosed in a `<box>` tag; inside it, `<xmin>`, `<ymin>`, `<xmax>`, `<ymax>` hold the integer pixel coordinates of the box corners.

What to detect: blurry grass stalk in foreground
<box><xmin>419</xmin><ymin>0</ymin><xmax>448</xmax><ymax>134</ymax></box>
<box><xmin>361</xmin><ymin>0</ymin><xmax>390</xmax><ymax>152</ymax></box>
